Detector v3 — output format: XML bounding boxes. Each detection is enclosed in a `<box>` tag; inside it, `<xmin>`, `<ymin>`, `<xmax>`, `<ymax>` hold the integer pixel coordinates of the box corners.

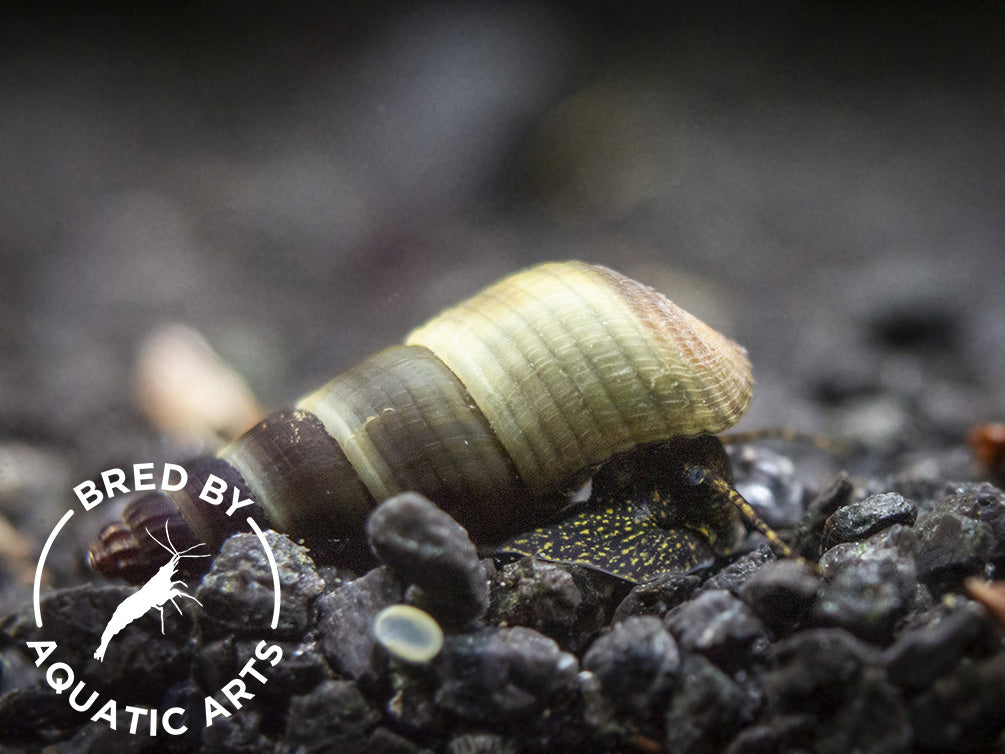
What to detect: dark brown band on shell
<box><xmin>170</xmin><ymin>456</ymin><xmax>263</xmax><ymax>545</ymax></box>
<box><xmin>221</xmin><ymin>408</ymin><xmax>373</xmax><ymax>538</ymax></box>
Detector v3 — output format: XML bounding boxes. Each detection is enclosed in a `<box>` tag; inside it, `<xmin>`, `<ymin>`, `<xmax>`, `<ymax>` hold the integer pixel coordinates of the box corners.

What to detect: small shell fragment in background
<box><xmin>373</xmin><ymin>604</ymin><xmax>444</xmax><ymax>663</ymax></box>
<box><xmin>965</xmin><ymin>577</ymin><xmax>1005</xmax><ymax>630</ymax></box>
<box><xmin>969</xmin><ymin>423</ymin><xmax>1005</xmax><ymax>484</ymax></box>
<box><xmin>134</xmin><ymin>324</ymin><xmax>264</xmax><ymax>448</ymax></box>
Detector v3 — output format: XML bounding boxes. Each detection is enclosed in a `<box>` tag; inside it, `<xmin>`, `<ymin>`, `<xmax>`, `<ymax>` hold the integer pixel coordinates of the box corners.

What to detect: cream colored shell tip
<box><xmin>373</xmin><ymin>604</ymin><xmax>445</xmax><ymax>663</ymax></box>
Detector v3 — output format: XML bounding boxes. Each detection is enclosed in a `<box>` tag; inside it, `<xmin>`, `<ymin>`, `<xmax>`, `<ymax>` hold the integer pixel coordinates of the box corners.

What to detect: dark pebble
<box><xmin>201</xmin><ymin>709</ymin><xmax>271</xmax><ymax>753</ymax></box>
<box><xmin>236</xmin><ymin>638</ymin><xmax>333</xmax><ymax>705</ymax></box>
<box><xmin>811</xmin><ymin>553</ymin><xmax>918</xmax><ymax>645</ymax></box>
<box><xmin>157</xmin><ymin>680</ymin><xmax>204</xmax><ymax>750</ymax></box>
<box><xmin>728</xmin><ymin>445</ymin><xmax>806</xmax><ymax>528</ymax></box>
<box><xmin>486</xmin><ymin>558</ymin><xmax>613</xmax><ymax>653</ymax></box>
<box><xmin>0</xmin><ymin>685</ymin><xmax>86</xmax><ymax>744</ymax></box>
<box><xmin>813</xmin><ymin>668</ymin><xmax>911</xmax><ymax>754</ymax></box>
<box><xmin>697</xmin><ymin>545</ymin><xmax>775</xmax><ymax>596</ymax></box>
<box><xmin>664</xmin><ymin>653</ymin><xmax>753</xmax><ymax>754</ymax></box>
<box><xmin>763</xmin><ymin>628</ymin><xmax>881</xmax><ymax>716</ymax></box>
<box><xmin>943</xmin><ymin>482</ymin><xmax>1005</xmax><ymax>563</ymax></box>
<box><xmin>196</xmin><ymin>531</ymin><xmax>325</xmax><ymax>639</ymax></box>
<box><xmin>723</xmin><ymin>715</ymin><xmax>811</xmax><ymax>754</ymax></box>
<box><xmin>907</xmin><ymin>649</ymin><xmax>1005</xmax><ymax>752</ymax></box>
<box><xmin>194</xmin><ymin>637</ymin><xmax>236</xmax><ymax>695</ymax></box>
<box><xmin>55</xmin><ymin>707</ymin><xmax>169</xmax><ymax>754</ymax></box>
<box><xmin>444</xmin><ymin>732</ymin><xmax>520</xmax><ymax>754</ymax></box>
<box><xmin>740</xmin><ymin>559</ymin><xmax>821</xmax><ymax>635</ymax></box>
<box><xmin>792</xmin><ymin>472</ymin><xmax>854</xmax><ymax>556</ymax></box>
<box><xmin>914</xmin><ymin>507</ymin><xmax>994</xmax><ymax>594</ymax></box>
<box><xmin>5</xmin><ymin>585</ymin><xmax>196</xmax><ymax>704</ymax></box>
<box><xmin>665</xmin><ymin>589</ymin><xmax>766</xmax><ymax>670</ymax></box>
<box><xmin>382</xmin><ymin>656</ymin><xmax>440</xmax><ymax>735</ymax></box>
<box><xmin>434</xmin><ymin>626</ymin><xmax>579</xmax><ymax>727</ymax></box>
<box><xmin>885</xmin><ymin>600</ymin><xmax>1000</xmax><ymax>690</ymax></box>
<box><xmin>367</xmin><ymin>491</ymin><xmax>489</xmax><ymax>624</ymax></box>
<box><xmin>368</xmin><ymin>725</ymin><xmax>435</xmax><ymax>754</ymax></box>
<box><xmin>316</xmin><ymin>565</ymin><xmax>402</xmax><ymax>679</ymax></box>
<box><xmin>280</xmin><ymin>679</ymin><xmax>380</xmax><ymax>753</ymax></box>
<box><xmin>821</xmin><ymin>492</ymin><xmax>917</xmax><ymax>549</ymax></box>
<box><xmin>582</xmin><ymin>615</ymin><xmax>680</xmax><ymax>735</ymax></box>
<box><xmin>611</xmin><ymin>572</ymin><xmax>701</xmax><ymax>623</ymax></box>
<box><xmin>6</xmin><ymin>585</ymin><xmax>162</xmax><ymax>674</ymax></box>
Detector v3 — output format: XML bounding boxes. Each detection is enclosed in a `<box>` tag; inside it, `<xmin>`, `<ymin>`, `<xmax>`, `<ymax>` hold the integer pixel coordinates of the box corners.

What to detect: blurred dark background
<box><xmin>2</xmin><ymin>3</ymin><xmax>1005</xmax><ymax>563</ymax></box>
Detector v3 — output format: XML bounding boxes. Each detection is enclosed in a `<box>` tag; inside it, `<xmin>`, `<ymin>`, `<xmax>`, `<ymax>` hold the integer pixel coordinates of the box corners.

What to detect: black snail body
<box><xmin>89</xmin><ymin>261</ymin><xmax>784</xmax><ymax>584</ymax></box>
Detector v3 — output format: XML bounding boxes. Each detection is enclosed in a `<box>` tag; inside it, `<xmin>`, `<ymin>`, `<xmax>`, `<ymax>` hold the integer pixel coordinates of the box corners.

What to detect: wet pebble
<box><xmin>611</xmin><ymin>572</ymin><xmax>701</xmax><ymax>623</ymax></box>
<box><xmin>664</xmin><ymin>589</ymin><xmax>766</xmax><ymax>670</ymax></box>
<box><xmin>884</xmin><ymin>601</ymin><xmax>1000</xmax><ymax>690</ymax></box>
<box><xmin>0</xmin><ymin>685</ymin><xmax>86</xmax><ymax>744</ymax></box>
<box><xmin>740</xmin><ymin>559</ymin><xmax>821</xmax><ymax>635</ymax></box>
<box><xmin>907</xmin><ymin>649</ymin><xmax>1005</xmax><ymax>752</ymax></box>
<box><xmin>196</xmin><ymin>531</ymin><xmax>324</xmax><ymax>639</ymax></box>
<box><xmin>944</xmin><ymin>482</ymin><xmax>1005</xmax><ymax>563</ymax></box>
<box><xmin>236</xmin><ymin>638</ymin><xmax>334</xmax><ymax>705</ymax></box>
<box><xmin>812</xmin><ymin>551</ymin><xmax>918</xmax><ymax>645</ymax></box>
<box><xmin>821</xmin><ymin>492</ymin><xmax>917</xmax><ymax>550</ymax></box>
<box><xmin>367</xmin><ymin>492</ymin><xmax>489</xmax><ymax>624</ymax></box>
<box><xmin>697</xmin><ymin>545</ymin><xmax>775</xmax><ymax>596</ymax></box>
<box><xmin>487</xmin><ymin>558</ymin><xmax>613</xmax><ymax>653</ymax></box>
<box><xmin>581</xmin><ymin>615</ymin><xmax>680</xmax><ymax>734</ymax></box>
<box><xmin>201</xmin><ymin>709</ymin><xmax>271</xmax><ymax>753</ymax></box>
<box><xmin>728</xmin><ymin>445</ymin><xmax>806</xmax><ymax>528</ymax></box>
<box><xmin>433</xmin><ymin>626</ymin><xmax>579</xmax><ymax>728</ymax></box>
<box><xmin>53</xmin><ymin>706</ymin><xmax>168</xmax><ymax>754</ymax></box>
<box><xmin>762</xmin><ymin>628</ymin><xmax>882</xmax><ymax>717</ymax></box>
<box><xmin>367</xmin><ymin>725</ymin><xmax>435</xmax><ymax>754</ymax></box>
<box><xmin>5</xmin><ymin>585</ymin><xmax>194</xmax><ymax>699</ymax></box>
<box><xmin>444</xmin><ymin>732</ymin><xmax>519</xmax><ymax>754</ymax></box>
<box><xmin>316</xmin><ymin>566</ymin><xmax>402</xmax><ymax>679</ymax></box>
<box><xmin>814</xmin><ymin>668</ymin><xmax>911</xmax><ymax>754</ymax></box>
<box><xmin>914</xmin><ymin>506</ymin><xmax>994</xmax><ymax>595</ymax></box>
<box><xmin>280</xmin><ymin>679</ymin><xmax>380</xmax><ymax>753</ymax></box>
<box><xmin>663</xmin><ymin>653</ymin><xmax>752</xmax><ymax>754</ymax></box>
<box><xmin>792</xmin><ymin>472</ymin><xmax>854</xmax><ymax>556</ymax></box>
<box><xmin>818</xmin><ymin>522</ymin><xmax>918</xmax><ymax>572</ymax></box>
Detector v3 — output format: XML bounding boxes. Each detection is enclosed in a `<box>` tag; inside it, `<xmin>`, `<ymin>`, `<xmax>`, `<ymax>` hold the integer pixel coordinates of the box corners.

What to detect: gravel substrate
<box><xmin>2</xmin><ymin>453</ymin><xmax>1003</xmax><ymax>753</ymax></box>
<box><xmin>2</xmin><ymin>5</ymin><xmax>1005</xmax><ymax>753</ymax></box>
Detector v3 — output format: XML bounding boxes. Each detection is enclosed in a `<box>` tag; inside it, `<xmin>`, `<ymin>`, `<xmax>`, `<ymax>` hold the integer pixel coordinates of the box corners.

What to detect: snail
<box><xmin>89</xmin><ymin>260</ymin><xmax>779</xmax><ymax>584</ymax></box>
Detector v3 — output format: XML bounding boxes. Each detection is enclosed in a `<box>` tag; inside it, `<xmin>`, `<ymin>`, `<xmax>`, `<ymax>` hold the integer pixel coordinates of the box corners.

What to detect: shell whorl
<box><xmin>405</xmin><ymin>261</ymin><xmax>753</xmax><ymax>497</ymax></box>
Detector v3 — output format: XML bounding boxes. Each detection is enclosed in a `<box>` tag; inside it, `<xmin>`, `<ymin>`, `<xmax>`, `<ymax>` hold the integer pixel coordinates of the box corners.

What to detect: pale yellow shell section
<box><xmin>405</xmin><ymin>261</ymin><xmax>753</xmax><ymax>497</ymax></box>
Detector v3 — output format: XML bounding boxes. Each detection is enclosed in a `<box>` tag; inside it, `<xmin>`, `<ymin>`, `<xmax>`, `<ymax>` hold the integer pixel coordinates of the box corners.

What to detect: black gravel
<box><xmin>4</xmin><ymin>465</ymin><xmax>1004</xmax><ymax>752</ymax></box>
<box><xmin>3</xmin><ymin>5</ymin><xmax>1005</xmax><ymax>753</ymax></box>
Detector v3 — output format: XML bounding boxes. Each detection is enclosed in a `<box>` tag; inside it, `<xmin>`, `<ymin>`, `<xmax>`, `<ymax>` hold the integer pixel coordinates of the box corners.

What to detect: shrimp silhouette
<box><xmin>94</xmin><ymin>523</ymin><xmax>209</xmax><ymax>661</ymax></box>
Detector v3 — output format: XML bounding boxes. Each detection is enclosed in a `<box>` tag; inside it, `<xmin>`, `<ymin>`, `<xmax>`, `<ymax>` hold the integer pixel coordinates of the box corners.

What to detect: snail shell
<box><xmin>89</xmin><ymin>261</ymin><xmax>753</xmax><ymax>581</ymax></box>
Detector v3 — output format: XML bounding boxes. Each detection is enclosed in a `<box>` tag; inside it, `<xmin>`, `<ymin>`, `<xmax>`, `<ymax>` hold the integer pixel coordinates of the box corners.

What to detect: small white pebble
<box><xmin>373</xmin><ymin>604</ymin><xmax>444</xmax><ymax>663</ymax></box>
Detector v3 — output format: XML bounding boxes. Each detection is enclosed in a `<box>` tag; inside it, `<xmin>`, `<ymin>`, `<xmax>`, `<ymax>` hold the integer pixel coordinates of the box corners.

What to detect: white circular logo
<box><xmin>27</xmin><ymin>462</ymin><xmax>286</xmax><ymax>738</ymax></box>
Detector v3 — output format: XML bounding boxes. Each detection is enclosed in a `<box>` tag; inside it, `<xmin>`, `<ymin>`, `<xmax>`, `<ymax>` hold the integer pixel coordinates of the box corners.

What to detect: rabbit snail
<box><xmin>89</xmin><ymin>261</ymin><xmax>785</xmax><ymax>584</ymax></box>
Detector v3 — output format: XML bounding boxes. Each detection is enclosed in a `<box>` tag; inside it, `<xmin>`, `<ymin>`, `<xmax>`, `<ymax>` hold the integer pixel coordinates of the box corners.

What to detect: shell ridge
<box><xmin>540</xmin><ymin>264</ymin><xmax>646</xmax><ymax>456</ymax></box>
<box><xmin>454</xmin><ymin>286</ymin><xmax>574</xmax><ymax>483</ymax></box>
<box><xmin>497</xmin><ymin>268</ymin><xmax>607</xmax><ymax>476</ymax></box>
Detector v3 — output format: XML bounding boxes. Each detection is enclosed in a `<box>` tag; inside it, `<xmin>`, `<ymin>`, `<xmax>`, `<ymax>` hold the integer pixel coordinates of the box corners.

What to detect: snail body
<box><xmin>89</xmin><ymin>261</ymin><xmax>754</xmax><ymax>582</ymax></box>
